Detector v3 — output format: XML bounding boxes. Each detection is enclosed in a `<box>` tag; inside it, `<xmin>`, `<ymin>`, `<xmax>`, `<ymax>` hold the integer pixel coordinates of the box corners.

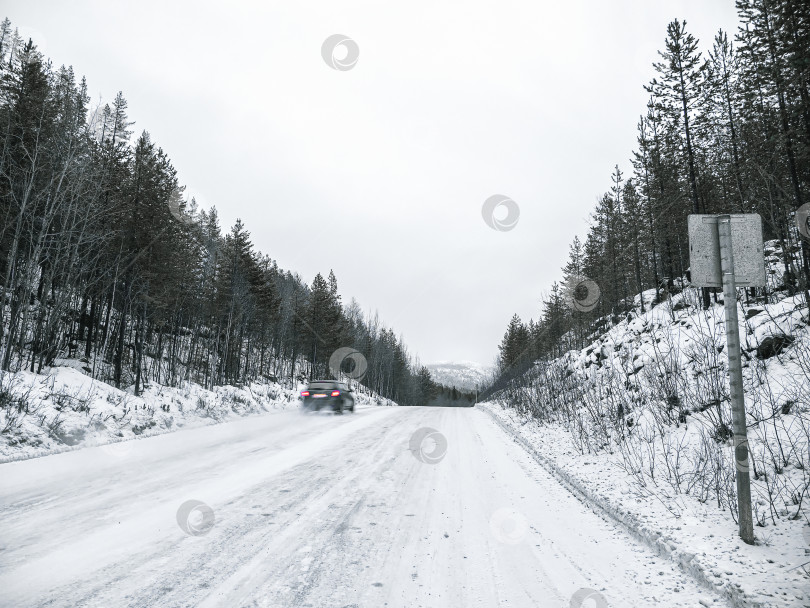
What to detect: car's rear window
<box><xmin>308</xmin><ymin>381</ymin><xmax>338</xmax><ymax>389</ymax></box>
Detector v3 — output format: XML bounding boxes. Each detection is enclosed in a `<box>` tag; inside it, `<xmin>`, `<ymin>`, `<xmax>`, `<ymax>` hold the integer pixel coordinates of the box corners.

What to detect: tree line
<box><xmin>489</xmin><ymin>0</ymin><xmax>809</xmax><ymax>393</ymax></box>
<box><xmin>0</xmin><ymin>17</ymin><xmax>437</xmax><ymax>406</ymax></box>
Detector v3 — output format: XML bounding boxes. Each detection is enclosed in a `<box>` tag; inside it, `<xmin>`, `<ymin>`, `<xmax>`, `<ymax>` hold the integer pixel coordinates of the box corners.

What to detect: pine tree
<box><xmin>541</xmin><ymin>283</ymin><xmax>568</xmax><ymax>357</ymax></box>
<box><xmin>498</xmin><ymin>314</ymin><xmax>530</xmax><ymax>374</ymax></box>
<box><xmin>305</xmin><ymin>272</ymin><xmax>332</xmax><ymax>378</ymax></box>
<box><xmin>651</xmin><ymin>19</ymin><xmax>711</xmax><ymax>308</ymax></box>
<box><xmin>705</xmin><ymin>29</ymin><xmax>746</xmax><ymax>212</ymax></box>
<box><xmin>651</xmin><ymin>19</ymin><xmax>705</xmax><ymax>215</ymax></box>
<box><xmin>622</xmin><ymin>180</ymin><xmax>647</xmax><ymax>312</ymax></box>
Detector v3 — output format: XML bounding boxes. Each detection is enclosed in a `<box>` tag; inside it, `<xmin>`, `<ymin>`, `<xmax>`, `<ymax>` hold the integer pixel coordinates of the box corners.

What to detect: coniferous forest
<box><xmin>490</xmin><ymin>1</ymin><xmax>810</xmax><ymax>389</ymax></box>
<box><xmin>0</xmin><ymin>17</ymin><xmax>441</xmax><ymax>406</ymax></box>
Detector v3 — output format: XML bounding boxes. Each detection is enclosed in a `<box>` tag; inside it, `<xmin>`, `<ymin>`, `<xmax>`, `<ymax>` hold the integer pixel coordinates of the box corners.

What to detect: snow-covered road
<box><xmin>1</xmin><ymin>404</ymin><xmax>726</xmax><ymax>607</ymax></box>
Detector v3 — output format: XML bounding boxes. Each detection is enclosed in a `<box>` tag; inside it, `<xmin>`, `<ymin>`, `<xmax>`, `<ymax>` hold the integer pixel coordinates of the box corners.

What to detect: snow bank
<box><xmin>480</xmin><ymin>401</ymin><xmax>807</xmax><ymax>608</ymax></box>
<box><xmin>0</xmin><ymin>366</ymin><xmax>392</xmax><ymax>463</ymax></box>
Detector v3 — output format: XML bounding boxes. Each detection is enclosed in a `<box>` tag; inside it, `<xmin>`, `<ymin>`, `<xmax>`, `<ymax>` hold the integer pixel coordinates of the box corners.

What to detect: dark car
<box><xmin>301</xmin><ymin>380</ymin><xmax>355</xmax><ymax>414</ymax></box>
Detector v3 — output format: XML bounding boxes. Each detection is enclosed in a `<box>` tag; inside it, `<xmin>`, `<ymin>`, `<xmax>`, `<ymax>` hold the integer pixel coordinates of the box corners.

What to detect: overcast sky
<box><xmin>6</xmin><ymin>0</ymin><xmax>740</xmax><ymax>367</ymax></box>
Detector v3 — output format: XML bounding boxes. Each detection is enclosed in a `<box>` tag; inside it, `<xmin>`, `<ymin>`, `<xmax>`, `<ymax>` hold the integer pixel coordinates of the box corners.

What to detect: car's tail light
<box><xmin>331</xmin><ymin>390</ymin><xmax>340</xmax><ymax>396</ymax></box>
<box><xmin>301</xmin><ymin>391</ymin><xmax>310</xmax><ymax>397</ymax></box>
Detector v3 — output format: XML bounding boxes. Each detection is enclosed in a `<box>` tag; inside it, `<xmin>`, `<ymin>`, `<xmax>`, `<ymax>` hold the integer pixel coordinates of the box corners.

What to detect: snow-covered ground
<box><xmin>0</xmin><ymin>363</ymin><xmax>390</xmax><ymax>463</ymax></box>
<box><xmin>426</xmin><ymin>360</ymin><xmax>493</xmax><ymax>391</ymax></box>
<box><xmin>0</xmin><ymin>405</ymin><xmax>731</xmax><ymax>607</ymax></box>
<box><xmin>480</xmin><ymin>401</ymin><xmax>808</xmax><ymax>608</ymax></box>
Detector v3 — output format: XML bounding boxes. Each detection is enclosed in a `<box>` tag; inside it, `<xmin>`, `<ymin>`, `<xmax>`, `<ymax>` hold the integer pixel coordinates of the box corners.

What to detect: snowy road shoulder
<box><xmin>479</xmin><ymin>401</ymin><xmax>808</xmax><ymax>608</ymax></box>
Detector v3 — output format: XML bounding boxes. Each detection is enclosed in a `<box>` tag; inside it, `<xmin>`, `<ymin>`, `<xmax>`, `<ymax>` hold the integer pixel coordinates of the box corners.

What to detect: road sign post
<box><xmin>717</xmin><ymin>215</ymin><xmax>754</xmax><ymax>544</ymax></box>
<box><xmin>689</xmin><ymin>214</ymin><xmax>764</xmax><ymax>545</ymax></box>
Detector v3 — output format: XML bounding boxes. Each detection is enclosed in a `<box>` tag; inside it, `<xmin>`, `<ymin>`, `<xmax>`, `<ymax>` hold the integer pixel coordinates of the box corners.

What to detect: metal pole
<box><xmin>717</xmin><ymin>215</ymin><xmax>754</xmax><ymax>544</ymax></box>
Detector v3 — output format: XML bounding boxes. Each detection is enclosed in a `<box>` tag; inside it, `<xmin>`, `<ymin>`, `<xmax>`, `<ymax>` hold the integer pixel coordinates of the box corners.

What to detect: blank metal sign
<box><xmin>688</xmin><ymin>214</ymin><xmax>766</xmax><ymax>288</ymax></box>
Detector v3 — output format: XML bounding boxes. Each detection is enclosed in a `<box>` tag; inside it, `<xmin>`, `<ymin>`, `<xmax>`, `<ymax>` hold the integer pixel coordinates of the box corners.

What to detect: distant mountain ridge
<box><xmin>426</xmin><ymin>361</ymin><xmax>493</xmax><ymax>392</ymax></box>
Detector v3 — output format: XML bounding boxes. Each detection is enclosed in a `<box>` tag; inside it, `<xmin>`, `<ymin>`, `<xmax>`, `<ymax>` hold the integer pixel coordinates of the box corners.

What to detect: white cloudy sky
<box><xmin>6</xmin><ymin>0</ymin><xmax>739</xmax><ymax>367</ymax></box>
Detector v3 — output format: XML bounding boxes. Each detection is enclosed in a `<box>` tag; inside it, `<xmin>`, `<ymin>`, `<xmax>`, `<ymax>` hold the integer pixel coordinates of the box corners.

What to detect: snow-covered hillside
<box><xmin>426</xmin><ymin>360</ymin><xmax>493</xmax><ymax>391</ymax></box>
<box><xmin>485</xmin><ymin>239</ymin><xmax>810</xmax><ymax>607</ymax></box>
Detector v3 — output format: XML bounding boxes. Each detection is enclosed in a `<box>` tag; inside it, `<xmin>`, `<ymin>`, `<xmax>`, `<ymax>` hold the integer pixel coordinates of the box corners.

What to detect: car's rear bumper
<box><xmin>302</xmin><ymin>397</ymin><xmax>342</xmax><ymax>411</ymax></box>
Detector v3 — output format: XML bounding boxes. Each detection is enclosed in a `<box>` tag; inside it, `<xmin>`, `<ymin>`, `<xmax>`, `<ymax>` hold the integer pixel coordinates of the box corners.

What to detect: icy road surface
<box><xmin>1</xmin><ymin>404</ymin><xmax>726</xmax><ymax>608</ymax></box>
